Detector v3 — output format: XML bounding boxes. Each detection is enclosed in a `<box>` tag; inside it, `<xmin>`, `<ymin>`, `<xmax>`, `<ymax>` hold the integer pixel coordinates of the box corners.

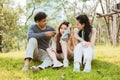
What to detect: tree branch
<box><xmin>112</xmin><ymin>9</ymin><xmax>120</xmax><ymax>13</ymax></box>
<box><xmin>25</xmin><ymin>0</ymin><xmax>36</xmax><ymax>25</ymax></box>
<box><xmin>91</xmin><ymin>0</ymin><xmax>99</xmax><ymax>24</ymax></box>
<box><xmin>96</xmin><ymin>12</ymin><xmax>119</xmax><ymax>17</ymax></box>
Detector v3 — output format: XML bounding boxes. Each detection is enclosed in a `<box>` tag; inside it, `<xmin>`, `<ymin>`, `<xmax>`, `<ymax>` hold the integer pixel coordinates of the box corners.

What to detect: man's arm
<box><xmin>27</xmin><ymin>26</ymin><xmax>46</xmax><ymax>40</ymax></box>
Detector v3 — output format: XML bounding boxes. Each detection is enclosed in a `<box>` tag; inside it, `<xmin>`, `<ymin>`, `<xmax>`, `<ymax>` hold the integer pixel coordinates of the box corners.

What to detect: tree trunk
<box><xmin>116</xmin><ymin>16</ymin><xmax>120</xmax><ymax>44</ymax></box>
<box><xmin>98</xmin><ymin>19</ymin><xmax>101</xmax><ymax>44</ymax></box>
<box><xmin>91</xmin><ymin>0</ymin><xmax>99</xmax><ymax>24</ymax></box>
<box><xmin>112</xmin><ymin>14</ymin><xmax>117</xmax><ymax>47</ymax></box>
<box><xmin>99</xmin><ymin>0</ymin><xmax>113</xmax><ymax>44</ymax></box>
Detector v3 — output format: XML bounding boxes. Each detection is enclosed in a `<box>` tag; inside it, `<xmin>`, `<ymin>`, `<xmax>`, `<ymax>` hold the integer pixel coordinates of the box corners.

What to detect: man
<box><xmin>22</xmin><ymin>12</ymin><xmax>56</xmax><ymax>70</ymax></box>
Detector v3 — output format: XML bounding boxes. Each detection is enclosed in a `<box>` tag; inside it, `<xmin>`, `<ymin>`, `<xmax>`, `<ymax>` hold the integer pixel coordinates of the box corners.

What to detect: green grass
<box><xmin>0</xmin><ymin>45</ymin><xmax>120</xmax><ymax>80</ymax></box>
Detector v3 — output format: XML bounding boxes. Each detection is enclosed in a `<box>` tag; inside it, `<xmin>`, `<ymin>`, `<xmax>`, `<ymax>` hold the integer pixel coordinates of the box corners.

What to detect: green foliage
<box><xmin>0</xmin><ymin>0</ymin><xmax>25</xmax><ymax>52</ymax></box>
<box><xmin>0</xmin><ymin>0</ymin><xmax>117</xmax><ymax>52</ymax></box>
<box><xmin>0</xmin><ymin>45</ymin><xmax>120</xmax><ymax>80</ymax></box>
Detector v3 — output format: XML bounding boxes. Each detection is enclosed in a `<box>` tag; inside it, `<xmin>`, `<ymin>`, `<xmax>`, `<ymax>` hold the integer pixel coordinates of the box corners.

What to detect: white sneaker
<box><xmin>83</xmin><ymin>63</ymin><xmax>91</xmax><ymax>72</ymax></box>
<box><xmin>83</xmin><ymin>69</ymin><xmax>90</xmax><ymax>72</ymax></box>
<box><xmin>63</xmin><ymin>59</ymin><xmax>69</xmax><ymax>67</ymax></box>
<box><xmin>73</xmin><ymin>62</ymin><xmax>80</xmax><ymax>72</ymax></box>
<box><xmin>30</xmin><ymin>66</ymin><xmax>40</xmax><ymax>72</ymax></box>
<box><xmin>53</xmin><ymin>61</ymin><xmax>63</xmax><ymax>68</ymax></box>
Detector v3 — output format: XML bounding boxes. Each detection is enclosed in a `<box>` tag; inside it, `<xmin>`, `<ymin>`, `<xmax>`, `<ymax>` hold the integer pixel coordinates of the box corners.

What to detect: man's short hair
<box><xmin>34</xmin><ymin>12</ymin><xmax>47</xmax><ymax>22</ymax></box>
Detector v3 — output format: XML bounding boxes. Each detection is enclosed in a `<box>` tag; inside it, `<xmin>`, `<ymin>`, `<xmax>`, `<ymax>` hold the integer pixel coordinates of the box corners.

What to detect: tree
<box><xmin>0</xmin><ymin>0</ymin><xmax>24</xmax><ymax>52</ymax></box>
<box><xmin>97</xmin><ymin>0</ymin><xmax>120</xmax><ymax>46</ymax></box>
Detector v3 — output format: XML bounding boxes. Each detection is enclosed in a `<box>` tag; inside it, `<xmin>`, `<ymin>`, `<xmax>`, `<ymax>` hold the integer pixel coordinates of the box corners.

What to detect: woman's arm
<box><xmin>90</xmin><ymin>28</ymin><xmax>97</xmax><ymax>46</ymax></box>
<box><xmin>82</xmin><ymin>28</ymin><xmax>97</xmax><ymax>48</ymax></box>
<box><xmin>74</xmin><ymin>28</ymin><xmax>84</xmax><ymax>42</ymax></box>
<box><xmin>61</xmin><ymin>24</ymin><xmax>72</xmax><ymax>40</ymax></box>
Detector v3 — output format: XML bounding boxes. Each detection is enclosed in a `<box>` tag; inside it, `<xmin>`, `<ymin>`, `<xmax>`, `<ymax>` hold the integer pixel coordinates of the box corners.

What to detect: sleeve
<box><xmin>60</xmin><ymin>28</ymin><xmax>70</xmax><ymax>40</ymax></box>
<box><xmin>27</xmin><ymin>26</ymin><xmax>46</xmax><ymax>40</ymax></box>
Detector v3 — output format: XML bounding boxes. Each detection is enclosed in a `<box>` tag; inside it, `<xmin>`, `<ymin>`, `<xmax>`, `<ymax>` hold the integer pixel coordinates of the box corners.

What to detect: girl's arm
<box><xmin>51</xmin><ymin>35</ymin><xmax>57</xmax><ymax>51</ymax></box>
<box><xmin>61</xmin><ymin>23</ymin><xmax>72</xmax><ymax>40</ymax></box>
<box><xmin>83</xmin><ymin>28</ymin><xmax>97</xmax><ymax>47</ymax></box>
<box><xmin>90</xmin><ymin>28</ymin><xmax>97</xmax><ymax>46</ymax></box>
<box><xmin>74</xmin><ymin>28</ymin><xmax>84</xmax><ymax>42</ymax></box>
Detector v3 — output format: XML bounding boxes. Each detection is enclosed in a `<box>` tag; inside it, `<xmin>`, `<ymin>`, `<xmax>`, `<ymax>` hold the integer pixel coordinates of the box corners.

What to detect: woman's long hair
<box><xmin>76</xmin><ymin>14</ymin><xmax>92</xmax><ymax>41</ymax></box>
<box><xmin>56</xmin><ymin>21</ymin><xmax>73</xmax><ymax>53</ymax></box>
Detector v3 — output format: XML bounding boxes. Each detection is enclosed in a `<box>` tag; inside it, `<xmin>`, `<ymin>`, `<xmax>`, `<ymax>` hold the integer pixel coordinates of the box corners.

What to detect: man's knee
<box><xmin>28</xmin><ymin>38</ymin><xmax>37</xmax><ymax>44</ymax></box>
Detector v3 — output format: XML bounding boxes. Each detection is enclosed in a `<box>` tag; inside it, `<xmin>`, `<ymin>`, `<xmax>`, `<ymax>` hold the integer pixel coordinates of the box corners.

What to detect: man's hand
<box><xmin>45</xmin><ymin>31</ymin><xmax>56</xmax><ymax>37</ymax></box>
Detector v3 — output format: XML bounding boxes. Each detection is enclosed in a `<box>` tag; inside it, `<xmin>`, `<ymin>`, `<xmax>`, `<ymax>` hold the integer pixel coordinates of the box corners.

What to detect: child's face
<box><xmin>60</xmin><ymin>24</ymin><xmax>67</xmax><ymax>35</ymax></box>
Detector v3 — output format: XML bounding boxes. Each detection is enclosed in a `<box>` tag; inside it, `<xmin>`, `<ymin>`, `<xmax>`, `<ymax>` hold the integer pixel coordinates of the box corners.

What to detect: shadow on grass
<box><xmin>0</xmin><ymin>57</ymin><xmax>120</xmax><ymax>80</ymax></box>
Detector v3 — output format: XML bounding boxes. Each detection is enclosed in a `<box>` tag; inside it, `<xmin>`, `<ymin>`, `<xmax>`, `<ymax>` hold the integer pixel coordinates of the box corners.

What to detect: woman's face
<box><xmin>76</xmin><ymin>20</ymin><xmax>84</xmax><ymax>30</ymax></box>
<box><xmin>60</xmin><ymin>24</ymin><xmax>67</xmax><ymax>35</ymax></box>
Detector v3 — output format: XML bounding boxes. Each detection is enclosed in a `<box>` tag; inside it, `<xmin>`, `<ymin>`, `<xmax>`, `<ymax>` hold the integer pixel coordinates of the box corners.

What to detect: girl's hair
<box><xmin>56</xmin><ymin>21</ymin><xmax>72</xmax><ymax>53</ymax></box>
<box><xmin>76</xmin><ymin>14</ymin><xmax>92</xmax><ymax>41</ymax></box>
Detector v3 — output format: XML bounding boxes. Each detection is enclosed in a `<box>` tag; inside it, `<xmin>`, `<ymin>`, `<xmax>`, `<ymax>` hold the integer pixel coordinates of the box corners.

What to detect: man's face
<box><xmin>37</xmin><ymin>19</ymin><xmax>47</xmax><ymax>28</ymax></box>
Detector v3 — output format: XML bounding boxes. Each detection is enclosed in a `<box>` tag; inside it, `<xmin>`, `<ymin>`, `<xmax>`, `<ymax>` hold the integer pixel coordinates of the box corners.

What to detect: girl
<box><xmin>73</xmin><ymin>14</ymin><xmax>96</xmax><ymax>72</ymax></box>
<box><xmin>47</xmin><ymin>21</ymin><xmax>75</xmax><ymax>68</ymax></box>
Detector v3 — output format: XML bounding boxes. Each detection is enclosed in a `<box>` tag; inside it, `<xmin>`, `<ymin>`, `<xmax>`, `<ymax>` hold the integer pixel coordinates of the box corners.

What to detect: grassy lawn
<box><xmin>0</xmin><ymin>45</ymin><xmax>120</xmax><ymax>80</ymax></box>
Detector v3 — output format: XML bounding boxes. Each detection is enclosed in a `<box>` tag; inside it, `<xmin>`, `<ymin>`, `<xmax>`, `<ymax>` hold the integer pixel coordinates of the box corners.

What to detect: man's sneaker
<box><xmin>30</xmin><ymin>66</ymin><xmax>40</xmax><ymax>72</ymax></box>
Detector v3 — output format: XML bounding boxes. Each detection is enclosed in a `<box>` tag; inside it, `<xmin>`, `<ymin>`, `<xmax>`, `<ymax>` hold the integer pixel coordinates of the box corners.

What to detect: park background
<box><xmin>0</xmin><ymin>0</ymin><xmax>120</xmax><ymax>80</ymax></box>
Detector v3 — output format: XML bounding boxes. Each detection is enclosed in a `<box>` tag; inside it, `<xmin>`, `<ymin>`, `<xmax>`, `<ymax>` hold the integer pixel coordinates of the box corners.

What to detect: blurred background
<box><xmin>0</xmin><ymin>0</ymin><xmax>120</xmax><ymax>52</ymax></box>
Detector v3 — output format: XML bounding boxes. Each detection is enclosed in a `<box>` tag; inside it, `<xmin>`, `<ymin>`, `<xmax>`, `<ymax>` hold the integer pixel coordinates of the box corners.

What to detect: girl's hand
<box><xmin>68</xmin><ymin>23</ymin><xmax>72</xmax><ymax>28</ymax></box>
<box><xmin>82</xmin><ymin>41</ymin><xmax>92</xmax><ymax>48</ymax></box>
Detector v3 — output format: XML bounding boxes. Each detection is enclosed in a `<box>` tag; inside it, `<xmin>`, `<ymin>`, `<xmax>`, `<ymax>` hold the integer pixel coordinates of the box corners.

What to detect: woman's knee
<box><xmin>74</xmin><ymin>43</ymin><xmax>83</xmax><ymax>52</ymax></box>
<box><xmin>76</xmin><ymin>43</ymin><xmax>83</xmax><ymax>48</ymax></box>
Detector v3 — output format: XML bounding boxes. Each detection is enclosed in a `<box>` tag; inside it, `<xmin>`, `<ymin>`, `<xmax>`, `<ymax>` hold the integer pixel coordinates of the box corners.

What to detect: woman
<box><xmin>47</xmin><ymin>21</ymin><xmax>75</xmax><ymax>68</ymax></box>
<box><xmin>73</xmin><ymin>14</ymin><xmax>96</xmax><ymax>72</ymax></box>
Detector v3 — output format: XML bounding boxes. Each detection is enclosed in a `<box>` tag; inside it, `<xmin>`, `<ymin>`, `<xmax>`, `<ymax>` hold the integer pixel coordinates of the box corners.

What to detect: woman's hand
<box><xmin>68</xmin><ymin>23</ymin><xmax>72</xmax><ymax>29</ymax></box>
<box><xmin>81</xmin><ymin>41</ymin><xmax>92</xmax><ymax>48</ymax></box>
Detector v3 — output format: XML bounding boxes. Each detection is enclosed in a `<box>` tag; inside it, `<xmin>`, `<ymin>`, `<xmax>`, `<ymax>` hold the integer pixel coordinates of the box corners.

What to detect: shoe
<box><xmin>83</xmin><ymin>69</ymin><xmax>90</xmax><ymax>72</ymax></box>
<box><xmin>63</xmin><ymin>59</ymin><xmax>69</xmax><ymax>67</ymax></box>
<box><xmin>73</xmin><ymin>62</ymin><xmax>80</xmax><ymax>72</ymax></box>
<box><xmin>22</xmin><ymin>65</ymin><xmax>29</xmax><ymax>71</ymax></box>
<box><xmin>52</xmin><ymin>61</ymin><xmax>63</xmax><ymax>68</ymax></box>
<box><xmin>83</xmin><ymin>63</ymin><xmax>91</xmax><ymax>72</ymax></box>
<box><xmin>30</xmin><ymin>66</ymin><xmax>40</xmax><ymax>72</ymax></box>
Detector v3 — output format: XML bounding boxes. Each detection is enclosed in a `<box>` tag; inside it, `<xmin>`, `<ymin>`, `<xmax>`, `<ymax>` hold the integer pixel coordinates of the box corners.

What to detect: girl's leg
<box><xmin>60</xmin><ymin>40</ymin><xmax>69</xmax><ymax>67</ymax></box>
<box><xmin>67</xmin><ymin>44</ymin><xmax>74</xmax><ymax>60</ymax></box>
<box><xmin>73</xmin><ymin>43</ymin><xmax>83</xmax><ymax>72</ymax></box>
<box><xmin>46</xmin><ymin>48</ymin><xmax>63</xmax><ymax>68</ymax></box>
<box><xmin>83</xmin><ymin>47</ymin><xmax>93</xmax><ymax>72</ymax></box>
